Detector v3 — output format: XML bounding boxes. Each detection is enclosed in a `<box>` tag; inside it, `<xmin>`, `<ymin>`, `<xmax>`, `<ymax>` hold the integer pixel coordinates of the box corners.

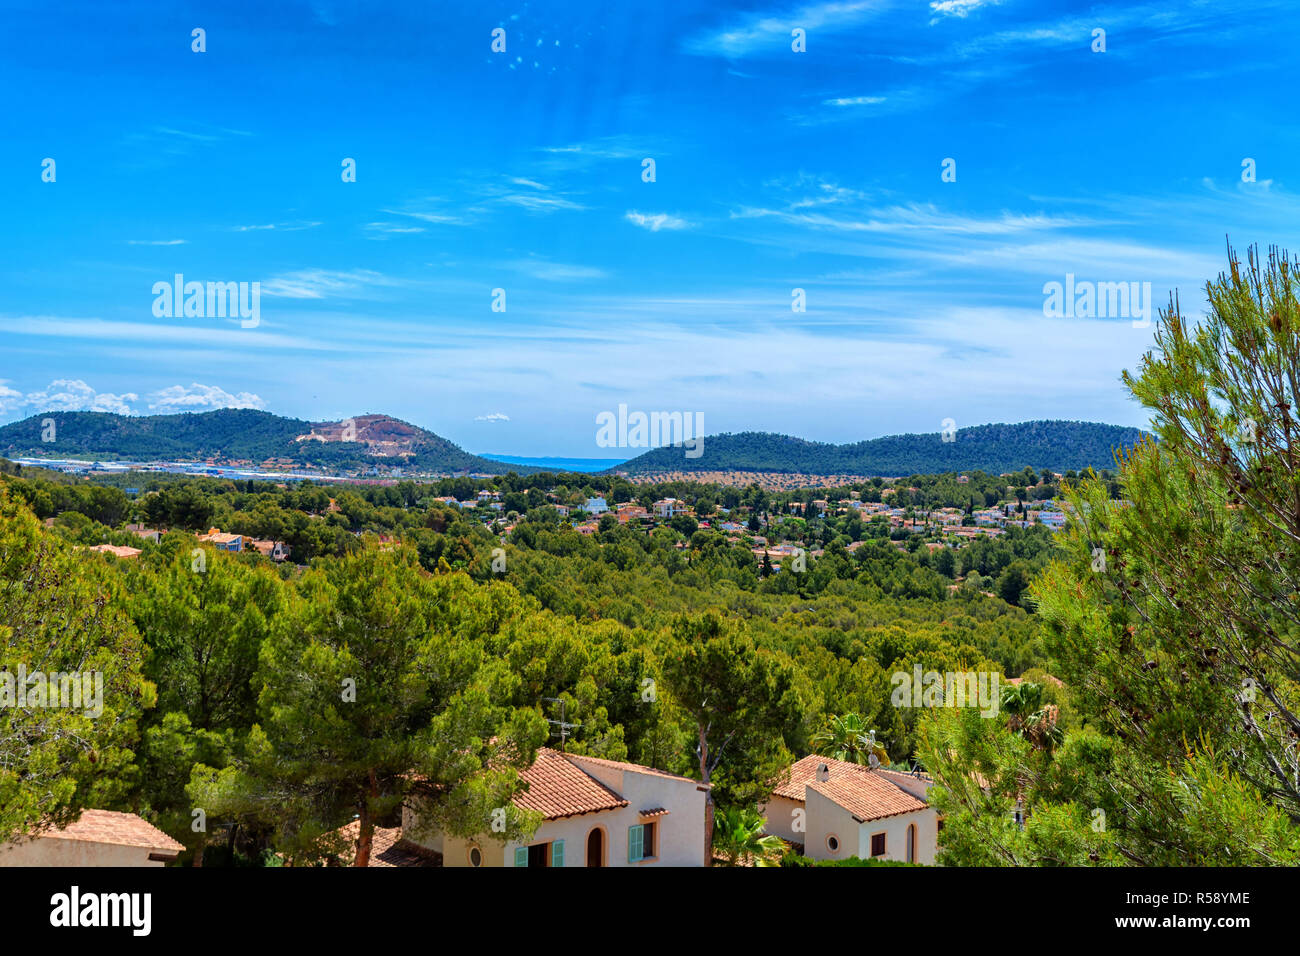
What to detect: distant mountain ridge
<box><xmin>0</xmin><ymin>409</ymin><xmax>537</xmax><ymax>475</ymax></box>
<box><xmin>0</xmin><ymin>412</ymin><xmax>1147</xmax><ymax>479</ymax></box>
<box><xmin>610</xmin><ymin>420</ymin><xmax>1148</xmax><ymax>476</ymax></box>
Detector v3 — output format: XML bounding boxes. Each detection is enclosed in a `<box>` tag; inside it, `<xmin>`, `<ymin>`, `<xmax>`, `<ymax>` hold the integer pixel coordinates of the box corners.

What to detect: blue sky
<box><xmin>1</xmin><ymin>0</ymin><xmax>1297</xmax><ymax>457</ymax></box>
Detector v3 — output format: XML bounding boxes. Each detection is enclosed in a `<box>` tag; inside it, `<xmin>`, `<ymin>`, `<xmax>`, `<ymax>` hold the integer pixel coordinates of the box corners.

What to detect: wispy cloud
<box><xmin>503</xmin><ymin>257</ymin><xmax>607</xmax><ymax>281</ymax></box>
<box><xmin>496</xmin><ymin>193</ymin><xmax>586</xmax><ymax>213</ymax></box>
<box><xmin>233</xmin><ymin>221</ymin><xmax>322</xmax><ymax>232</ymax></box>
<box><xmin>126</xmin><ymin>239</ymin><xmax>187</xmax><ymax>246</ymax></box>
<box><xmin>730</xmin><ymin>202</ymin><xmax>1091</xmax><ymax>236</ymax></box>
<box><xmin>683</xmin><ymin>0</ymin><xmax>888</xmax><ymax>58</ymax></box>
<box><xmin>625</xmin><ymin>211</ymin><xmax>690</xmax><ymax>232</ymax></box>
<box><xmin>929</xmin><ymin>0</ymin><xmax>1001</xmax><ymax>21</ymax></box>
<box><xmin>364</xmin><ymin>222</ymin><xmax>426</xmax><ymax>239</ymax></box>
<box><xmin>261</xmin><ymin>269</ymin><xmax>402</xmax><ymax>300</ymax></box>
<box><xmin>823</xmin><ymin>95</ymin><xmax>886</xmax><ymax>106</ymax></box>
<box><xmin>475</xmin><ymin>412</ymin><xmax>510</xmax><ymax>423</ymax></box>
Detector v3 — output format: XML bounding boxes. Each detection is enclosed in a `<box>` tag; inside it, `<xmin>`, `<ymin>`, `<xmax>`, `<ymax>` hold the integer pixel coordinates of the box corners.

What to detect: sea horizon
<box><xmin>478</xmin><ymin>453</ymin><xmax>629</xmax><ymax>474</ymax></box>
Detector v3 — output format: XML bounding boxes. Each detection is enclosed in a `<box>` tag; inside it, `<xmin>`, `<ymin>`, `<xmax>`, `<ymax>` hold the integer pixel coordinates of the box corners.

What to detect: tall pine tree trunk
<box><xmin>699</xmin><ymin>725</ymin><xmax>713</xmax><ymax>867</ymax></box>
<box><xmin>353</xmin><ymin>770</ymin><xmax>379</xmax><ymax>867</ymax></box>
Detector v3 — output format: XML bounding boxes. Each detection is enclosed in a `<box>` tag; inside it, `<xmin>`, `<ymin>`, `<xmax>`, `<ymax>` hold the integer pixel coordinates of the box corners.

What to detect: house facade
<box><xmin>196</xmin><ymin>528</ymin><xmax>243</xmax><ymax>551</ymax></box>
<box><xmin>762</xmin><ymin>755</ymin><xmax>939</xmax><ymax>865</ymax></box>
<box><xmin>653</xmin><ymin>498</ymin><xmax>688</xmax><ymax>518</ymax></box>
<box><xmin>402</xmin><ymin>748</ymin><xmax>710</xmax><ymax>867</ymax></box>
<box><xmin>0</xmin><ymin>809</ymin><xmax>184</xmax><ymax>867</ymax></box>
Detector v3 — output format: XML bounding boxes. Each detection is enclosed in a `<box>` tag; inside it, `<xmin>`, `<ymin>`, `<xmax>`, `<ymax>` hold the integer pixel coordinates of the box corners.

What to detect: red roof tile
<box><xmin>514</xmin><ymin>748</ymin><xmax>629</xmax><ymax>820</ymax></box>
<box><xmin>333</xmin><ymin>822</ymin><xmax>441</xmax><ymax>867</ymax></box>
<box><xmin>564</xmin><ymin>751</ymin><xmax>707</xmax><ymax>786</ymax></box>
<box><xmin>42</xmin><ymin>809</ymin><xmax>184</xmax><ymax>855</ymax></box>
<box><xmin>774</xmin><ymin>755</ymin><xmax>929</xmax><ymax>823</ymax></box>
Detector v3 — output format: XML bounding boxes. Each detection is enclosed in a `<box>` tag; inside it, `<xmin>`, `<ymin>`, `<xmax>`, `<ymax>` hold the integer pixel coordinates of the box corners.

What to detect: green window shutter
<box><xmin>628</xmin><ymin>824</ymin><xmax>643</xmax><ymax>863</ymax></box>
<box><xmin>551</xmin><ymin>839</ymin><xmax>564</xmax><ymax>868</ymax></box>
<box><xmin>514</xmin><ymin>846</ymin><xmax>528</xmax><ymax>868</ymax></box>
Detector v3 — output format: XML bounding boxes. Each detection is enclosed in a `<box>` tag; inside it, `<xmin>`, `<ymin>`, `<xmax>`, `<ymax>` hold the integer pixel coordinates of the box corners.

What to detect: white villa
<box><xmin>349</xmin><ymin>748</ymin><xmax>711</xmax><ymax>867</ymax></box>
<box><xmin>0</xmin><ymin>809</ymin><xmax>184</xmax><ymax>867</ymax></box>
<box><xmin>762</xmin><ymin>754</ymin><xmax>939</xmax><ymax>865</ymax></box>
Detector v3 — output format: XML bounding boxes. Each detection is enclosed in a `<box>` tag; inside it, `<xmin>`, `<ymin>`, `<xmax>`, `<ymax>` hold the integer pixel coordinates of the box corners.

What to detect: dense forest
<box><xmin>615</xmin><ymin>420</ymin><xmax>1147</xmax><ymax>475</ymax></box>
<box><xmin>3</xmin><ymin>247</ymin><xmax>1299</xmax><ymax>868</ymax></box>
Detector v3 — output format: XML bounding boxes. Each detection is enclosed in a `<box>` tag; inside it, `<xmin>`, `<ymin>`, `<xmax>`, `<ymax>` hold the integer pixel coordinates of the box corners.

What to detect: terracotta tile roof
<box><xmin>86</xmin><ymin>544</ymin><xmax>143</xmax><ymax>559</ymax></box>
<box><xmin>43</xmin><ymin>809</ymin><xmax>184</xmax><ymax>855</ymax></box>
<box><xmin>774</xmin><ymin>755</ymin><xmax>929</xmax><ymax>823</ymax></box>
<box><xmin>564</xmin><ymin>751</ymin><xmax>708</xmax><ymax>786</ymax></box>
<box><xmin>333</xmin><ymin>822</ymin><xmax>441</xmax><ymax>867</ymax></box>
<box><xmin>515</xmin><ymin>748</ymin><xmax>629</xmax><ymax>820</ymax></box>
<box><xmin>638</xmin><ymin>807</ymin><xmax>670</xmax><ymax>818</ymax></box>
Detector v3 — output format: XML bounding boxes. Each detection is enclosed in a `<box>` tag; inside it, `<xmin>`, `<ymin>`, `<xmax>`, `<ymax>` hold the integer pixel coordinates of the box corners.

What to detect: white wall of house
<box><xmin>406</xmin><ymin>761</ymin><xmax>709</xmax><ymax>867</ymax></box>
<box><xmin>803</xmin><ymin>788</ymin><xmax>861</xmax><ymax>862</ymax></box>
<box><xmin>0</xmin><ymin>838</ymin><xmax>168</xmax><ymax>867</ymax></box>
<box><xmin>801</xmin><ymin>789</ymin><xmax>940</xmax><ymax>865</ymax></box>
<box><xmin>852</xmin><ymin>808</ymin><xmax>938</xmax><ymax>865</ymax></box>
<box><xmin>759</xmin><ymin>794</ymin><xmax>805</xmax><ymax>844</ymax></box>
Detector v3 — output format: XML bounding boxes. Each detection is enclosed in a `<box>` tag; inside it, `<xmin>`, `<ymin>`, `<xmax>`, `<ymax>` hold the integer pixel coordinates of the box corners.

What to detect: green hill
<box><xmin>0</xmin><ymin>409</ymin><xmax>536</xmax><ymax>475</ymax></box>
<box><xmin>610</xmin><ymin>420</ymin><xmax>1147</xmax><ymax>476</ymax></box>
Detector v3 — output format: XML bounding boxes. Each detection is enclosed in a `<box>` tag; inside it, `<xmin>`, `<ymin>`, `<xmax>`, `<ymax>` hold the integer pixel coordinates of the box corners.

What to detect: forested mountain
<box><xmin>0</xmin><ymin>409</ymin><xmax>535</xmax><ymax>475</ymax></box>
<box><xmin>613</xmin><ymin>421</ymin><xmax>1148</xmax><ymax>475</ymax></box>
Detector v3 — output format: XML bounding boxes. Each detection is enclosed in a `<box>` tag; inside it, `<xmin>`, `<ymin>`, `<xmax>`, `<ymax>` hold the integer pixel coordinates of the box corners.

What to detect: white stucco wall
<box><xmin>801</xmin><ymin>788</ymin><xmax>939</xmax><ymax>865</ymax></box>
<box><xmin>759</xmin><ymin>794</ymin><xmax>805</xmax><ymax>843</ymax></box>
<box><xmin>851</xmin><ymin>808</ymin><xmax>938</xmax><ymax>864</ymax></box>
<box><xmin>0</xmin><ymin>837</ymin><xmax>168</xmax><ymax>867</ymax></box>
<box><xmin>408</xmin><ymin>760</ymin><xmax>709</xmax><ymax>867</ymax></box>
<box><xmin>804</xmin><ymin>788</ymin><xmax>861</xmax><ymax>862</ymax></box>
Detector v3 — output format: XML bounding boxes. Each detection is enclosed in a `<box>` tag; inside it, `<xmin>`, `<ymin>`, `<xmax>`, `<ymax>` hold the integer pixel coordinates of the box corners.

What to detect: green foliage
<box><xmin>923</xmin><ymin>244</ymin><xmax>1300</xmax><ymax>866</ymax></box>
<box><xmin>618</xmin><ymin>421</ymin><xmax>1146</xmax><ymax>476</ymax></box>
<box><xmin>0</xmin><ymin>408</ymin><xmax>533</xmax><ymax>475</ymax></box>
<box><xmin>0</xmin><ymin>487</ymin><xmax>154</xmax><ymax>841</ymax></box>
<box><xmin>713</xmin><ymin>806</ymin><xmax>785</xmax><ymax>866</ymax></box>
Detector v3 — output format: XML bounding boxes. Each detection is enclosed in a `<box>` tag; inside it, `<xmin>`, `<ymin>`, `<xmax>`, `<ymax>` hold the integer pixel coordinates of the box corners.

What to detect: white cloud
<box><xmin>127</xmin><ymin>239</ymin><xmax>187</xmax><ymax>246</ymax></box>
<box><xmin>148</xmin><ymin>383</ymin><xmax>267</xmax><ymax>412</ymax></box>
<box><xmin>261</xmin><ymin>269</ymin><xmax>396</xmax><ymax>299</ymax></box>
<box><xmin>0</xmin><ymin>383</ymin><xmax>23</xmax><ymax>415</ymax></box>
<box><xmin>365</xmin><ymin>222</ymin><xmax>426</xmax><ymax>239</ymax></box>
<box><xmin>730</xmin><ymin>202</ymin><xmax>1089</xmax><ymax>236</ymax></box>
<box><xmin>823</xmin><ymin>95</ymin><xmax>886</xmax><ymax>106</ymax></box>
<box><xmin>929</xmin><ymin>0</ymin><xmax>1000</xmax><ymax>19</ymax></box>
<box><xmin>504</xmin><ymin>258</ymin><xmax>607</xmax><ymax>281</ymax></box>
<box><xmin>625</xmin><ymin>211</ymin><xmax>690</xmax><ymax>232</ymax></box>
<box><xmin>684</xmin><ymin>0</ymin><xmax>887</xmax><ymax>58</ymax></box>
<box><xmin>25</xmin><ymin>379</ymin><xmax>137</xmax><ymax>415</ymax></box>
<box><xmin>233</xmin><ymin>221</ymin><xmax>321</xmax><ymax>232</ymax></box>
<box><xmin>475</xmin><ymin>412</ymin><xmax>510</xmax><ymax>423</ymax></box>
<box><xmin>496</xmin><ymin>193</ymin><xmax>586</xmax><ymax>213</ymax></box>
<box><xmin>382</xmin><ymin>205</ymin><xmax>468</xmax><ymax>226</ymax></box>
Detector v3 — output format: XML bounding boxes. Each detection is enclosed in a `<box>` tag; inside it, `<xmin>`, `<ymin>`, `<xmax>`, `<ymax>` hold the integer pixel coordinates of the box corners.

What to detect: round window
<box><xmin>469</xmin><ymin>846</ymin><xmax>483</xmax><ymax>867</ymax></box>
<box><xmin>826</xmin><ymin>835</ymin><xmax>840</xmax><ymax>853</ymax></box>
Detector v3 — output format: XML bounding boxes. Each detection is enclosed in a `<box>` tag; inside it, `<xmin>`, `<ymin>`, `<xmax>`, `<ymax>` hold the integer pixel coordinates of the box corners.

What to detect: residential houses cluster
<box><xmin>5</xmin><ymin>747</ymin><xmax>942</xmax><ymax>869</ymax></box>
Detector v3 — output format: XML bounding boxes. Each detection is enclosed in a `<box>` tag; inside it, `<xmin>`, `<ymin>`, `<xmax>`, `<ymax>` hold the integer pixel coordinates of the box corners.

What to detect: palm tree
<box><xmin>712</xmin><ymin>807</ymin><xmax>785</xmax><ymax>867</ymax></box>
<box><xmin>812</xmin><ymin>713</ymin><xmax>890</xmax><ymax>766</ymax></box>
<box><xmin>1000</xmin><ymin>681</ymin><xmax>1063</xmax><ymax>752</ymax></box>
